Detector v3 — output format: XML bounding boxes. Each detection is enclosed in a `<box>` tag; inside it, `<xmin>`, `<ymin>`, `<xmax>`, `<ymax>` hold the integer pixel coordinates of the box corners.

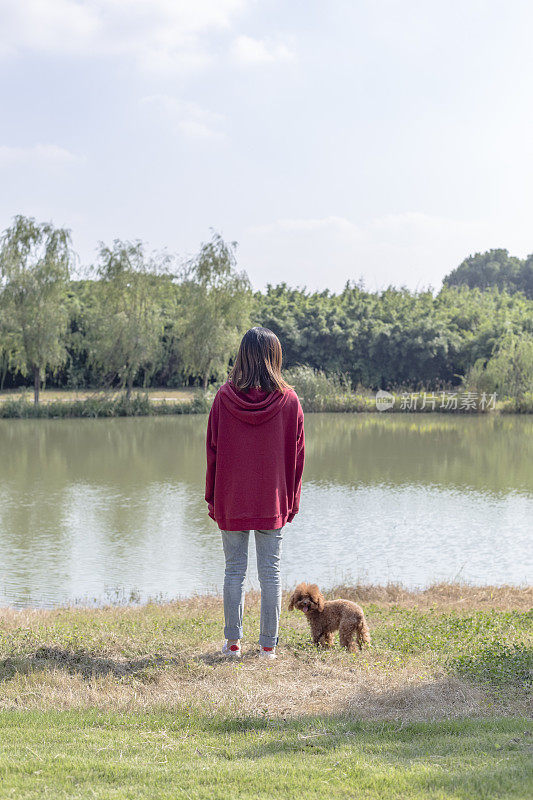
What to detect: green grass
<box><xmin>450</xmin><ymin>644</ymin><xmax>533</xmax><ymax>690</ymax></box>
<box><xmin>0</xmin><ymin>711</ymin><xmax>531</xmax><ymax>800</ymax></box>
<box><xmin>367</xmin><ymin>606</ymin><xmax>533</xmax><ymax>657</ymax></box>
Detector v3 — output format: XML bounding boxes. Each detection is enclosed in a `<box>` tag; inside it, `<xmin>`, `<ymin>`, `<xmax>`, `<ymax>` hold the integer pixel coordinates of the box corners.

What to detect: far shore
<box><xmin>0</xmin><ymin>386</ymin><xmax>529</xmax><ymax>416</ymax></box>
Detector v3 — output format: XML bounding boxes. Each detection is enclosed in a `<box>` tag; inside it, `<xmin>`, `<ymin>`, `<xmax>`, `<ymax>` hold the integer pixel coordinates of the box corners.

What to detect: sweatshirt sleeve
<box><xmin>205</xmin><ymin>394</ymin><xmax>219</xmax><ymax>518</ymax></box>
<box><xmin>288</xmin><ymin>402</ymin><xmax>305</xmax><ymax>522</ymax></box>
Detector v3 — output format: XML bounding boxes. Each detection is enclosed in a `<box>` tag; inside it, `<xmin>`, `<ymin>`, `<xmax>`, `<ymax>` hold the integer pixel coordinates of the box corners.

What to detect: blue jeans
<box><xmin>221</xmin><ymin>528</ymin><xmax>284</xmax><ymax>648</ymax></box>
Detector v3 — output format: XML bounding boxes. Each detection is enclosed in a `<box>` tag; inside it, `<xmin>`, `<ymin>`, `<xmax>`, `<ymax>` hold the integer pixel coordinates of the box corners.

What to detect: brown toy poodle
<box><xmin>288</xmin><ymin>582</ymin><xmax>370</xmax><ymax>651</ymax></box>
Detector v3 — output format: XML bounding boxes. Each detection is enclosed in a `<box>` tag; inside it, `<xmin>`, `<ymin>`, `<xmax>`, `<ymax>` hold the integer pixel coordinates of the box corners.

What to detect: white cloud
<box><xmin>250</xmin><ymin>212</ymin><xmax>486</xmax><ymax>248</ymax></box>
<box><xmin>0</xmin><ymin>0</ymin><xmax>98</xmax><ymax>57</ymax></box>
<box><xmin>0</xmin><ymin>0</ymin><xmax>247</xmax><ymax>73</ymax></box>
<box><xmin>141</xmin><ymin>94</ymin><xmax>224</xmax><ymax>140</ymax></box>
<box><xmin>243</xmin><ymin>212</ymin><xmax>492</xmax><ymax>291</ymax></box>
<box><xmin>0</xmin><ymin>144</ymin><xmax>82</xmax><ymax>166</ymax></box>
<box><xmin>231</xmin><ymin>34</ymin><xmax>295</xmax><ymax>64</ymax></box>
<box><xmin>250</xmin><ymin>216</ymin><xmax>359</xmax><ymax>236</ymax></box>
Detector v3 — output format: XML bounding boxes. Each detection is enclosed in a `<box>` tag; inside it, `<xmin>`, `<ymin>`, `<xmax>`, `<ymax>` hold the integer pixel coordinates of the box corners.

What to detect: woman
<box><xmin>205</xmin><ymin>327</ymin><xmax>305</xmax><ymax>660</ymax></box>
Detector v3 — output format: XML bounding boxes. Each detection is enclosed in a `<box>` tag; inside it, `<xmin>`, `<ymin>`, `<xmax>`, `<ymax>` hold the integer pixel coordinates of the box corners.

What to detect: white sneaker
<box><xmin>222</xmin><ymin>641</ymin><xmax>241</xmax><ymax>658</ymax></box>
<box><xmin>259</xmin><ymin>647</ymin><xmax>277</xmax><ymax>660</ymax></box>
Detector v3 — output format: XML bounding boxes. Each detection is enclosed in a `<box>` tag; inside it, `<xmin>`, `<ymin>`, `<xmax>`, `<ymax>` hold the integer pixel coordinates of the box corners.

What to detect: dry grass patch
<box><xmin>0</xmin><ymin>387</ymin><xmax>195</xmax><ymax>403</ymax></box>
<box><xmin>1</xmin><ymin>584</ymin><xmax>531</xmax><ymax>721</ymax></box>
<box><xmin>330</xmin><ymin>582</ymin><xmax>533</xmax><ymax>611</ymax></box>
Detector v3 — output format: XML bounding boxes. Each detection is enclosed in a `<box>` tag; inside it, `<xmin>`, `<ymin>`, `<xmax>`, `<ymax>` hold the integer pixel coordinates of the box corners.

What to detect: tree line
<box><xmin>0</xmin><ymin>216</ymin><xmax>532</xmax><ymax>403</ymax></box>
<box><xmin>444</xmin><ymin>249</ymin><xmax>533</xmax><ymax>297</ymax></box>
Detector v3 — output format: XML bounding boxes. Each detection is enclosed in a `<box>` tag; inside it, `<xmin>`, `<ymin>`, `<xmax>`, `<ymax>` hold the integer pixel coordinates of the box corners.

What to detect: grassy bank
<box><xmin>1</xmin><ymin>584</ymin><xmax>531</xmax><ymax>798</ymax></box>
<box><xmin>0</xmin><ymin>390</ymin><xmax>210</xmax><ymax>418</ymax></box>
<box><xmin>0</xmin><ymin>388</ymin><xmax>530</xmax><ymax>418</ymax></box>
<box><xmin>1</xmin><ymin>584</ymin><xmax>531</xmax><ymax>719</ymax></box>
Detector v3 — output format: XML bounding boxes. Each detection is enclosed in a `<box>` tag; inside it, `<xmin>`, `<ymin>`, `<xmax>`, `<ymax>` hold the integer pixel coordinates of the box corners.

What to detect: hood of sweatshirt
<box><xmin>218</xmin><ymin>381</ymin><xmax>292</xmax><ymax>425</ymax></box>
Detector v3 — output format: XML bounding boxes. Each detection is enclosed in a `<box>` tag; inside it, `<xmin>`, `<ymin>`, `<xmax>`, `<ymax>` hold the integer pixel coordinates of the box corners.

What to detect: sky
<box><xmin>0</xmin><ymin>0</ymin><xmax>532</xmax><ymax>292</ymax></box>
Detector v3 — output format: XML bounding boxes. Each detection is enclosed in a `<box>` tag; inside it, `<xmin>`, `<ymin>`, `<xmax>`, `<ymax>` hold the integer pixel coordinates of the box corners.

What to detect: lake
<box><xmin>0</xmin><ymin>414</ymin><xmax>531</xmax><ymax>608</ymax></box>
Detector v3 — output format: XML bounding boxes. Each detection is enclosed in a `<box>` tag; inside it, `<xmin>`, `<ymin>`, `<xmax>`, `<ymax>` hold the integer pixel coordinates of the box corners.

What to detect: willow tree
<box><xmin>178</xmin><ymin>232</ymin><xmax>252</xmax><ymax>388</ymax></box>
<box><xmin>86</xmin><ymin>240</ymin><xmax>166</xmax><ymax>398</ymax></box>
<box><xmin>0</xmin><ymin>215</ymin><xmax>73</xmax><ymax>403</ymax></box>
<box><xmin>468</xmin><ymin>329</ymin><xmax>533</xmax><ymax>399</ymax></box>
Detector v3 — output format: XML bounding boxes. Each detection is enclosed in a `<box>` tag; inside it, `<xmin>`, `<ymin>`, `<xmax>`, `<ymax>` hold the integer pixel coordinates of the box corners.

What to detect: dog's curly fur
<box><xmin>288</xmin><ymin>582</ymin><xmax>371</xmax><ymax>651</ymax></box>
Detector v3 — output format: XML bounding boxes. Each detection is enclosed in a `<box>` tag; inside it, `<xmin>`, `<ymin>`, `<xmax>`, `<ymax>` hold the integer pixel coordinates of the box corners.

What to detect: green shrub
<box><xmin>462</xmin><ymin>331</ymin><xmax>533</xmax><ymax>401</ymax></box>
<box><xmin>501</xmin><ymin>392</ymin><xmax>533</xmax><ymax>413</ymax></box>
<box><xmin>150</xmin><ymin>389</ymin><xmax>217</xmax><ymax>416</ymax></box>
<box><xmin>284</xmin><ymin>366</ymin><xmax>361</xmax><ymax>412</ymax></box>
<box><xmin>189</xmin><ymin>386</ymin><xmax>219</xmax><ymax>413</ymax></box>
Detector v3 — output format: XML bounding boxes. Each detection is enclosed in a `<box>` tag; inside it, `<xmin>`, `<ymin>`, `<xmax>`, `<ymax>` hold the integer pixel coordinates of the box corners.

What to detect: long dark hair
<box><xmin>229</xmin><ymin>327</ymin><xmax>292</xmax><ymax>393</ymax></box>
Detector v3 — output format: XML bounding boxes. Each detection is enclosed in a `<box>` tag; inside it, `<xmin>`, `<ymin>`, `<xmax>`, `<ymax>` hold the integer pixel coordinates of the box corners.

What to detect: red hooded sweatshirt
<box><xmin>205</xmin><ymin>381</ymin><xmax>305</xmax><ymax>531</ymax></box>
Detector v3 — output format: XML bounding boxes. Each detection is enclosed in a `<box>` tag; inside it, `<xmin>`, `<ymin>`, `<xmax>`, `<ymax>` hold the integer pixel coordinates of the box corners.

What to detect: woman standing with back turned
<box><xmin>205</xmin><ymin>327</ymin><xmax>305</xmax><ymax>660</ymax></box>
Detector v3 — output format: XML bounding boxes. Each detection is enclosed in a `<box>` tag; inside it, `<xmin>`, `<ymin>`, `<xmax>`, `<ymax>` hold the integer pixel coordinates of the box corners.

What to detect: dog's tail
<box><xmin>356</xmin><ymin>613</ymin><xmax>371</xmax><ymax>650</ymax></box>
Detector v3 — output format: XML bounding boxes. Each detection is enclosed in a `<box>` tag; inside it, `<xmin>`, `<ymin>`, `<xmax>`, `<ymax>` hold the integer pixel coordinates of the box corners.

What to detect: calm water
<box><xmin>0</xmin><ymin>414</ymin><xmax>531</xmax><ymax>608</ymax></box>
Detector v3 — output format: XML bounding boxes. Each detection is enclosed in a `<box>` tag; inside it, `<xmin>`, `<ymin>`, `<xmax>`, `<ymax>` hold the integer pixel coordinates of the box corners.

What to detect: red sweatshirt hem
<box><xmin>208</xmin><ymin>509</ymin><xmax>296</xmax><ymax>531</ymax></box>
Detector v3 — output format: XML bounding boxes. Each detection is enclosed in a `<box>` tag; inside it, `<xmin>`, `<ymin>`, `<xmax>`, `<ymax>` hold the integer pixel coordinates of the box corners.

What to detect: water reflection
<box><xmin>0</xmin><ymin>414</ymin><xmax>531</xmax><ymax>607</ymax></box>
